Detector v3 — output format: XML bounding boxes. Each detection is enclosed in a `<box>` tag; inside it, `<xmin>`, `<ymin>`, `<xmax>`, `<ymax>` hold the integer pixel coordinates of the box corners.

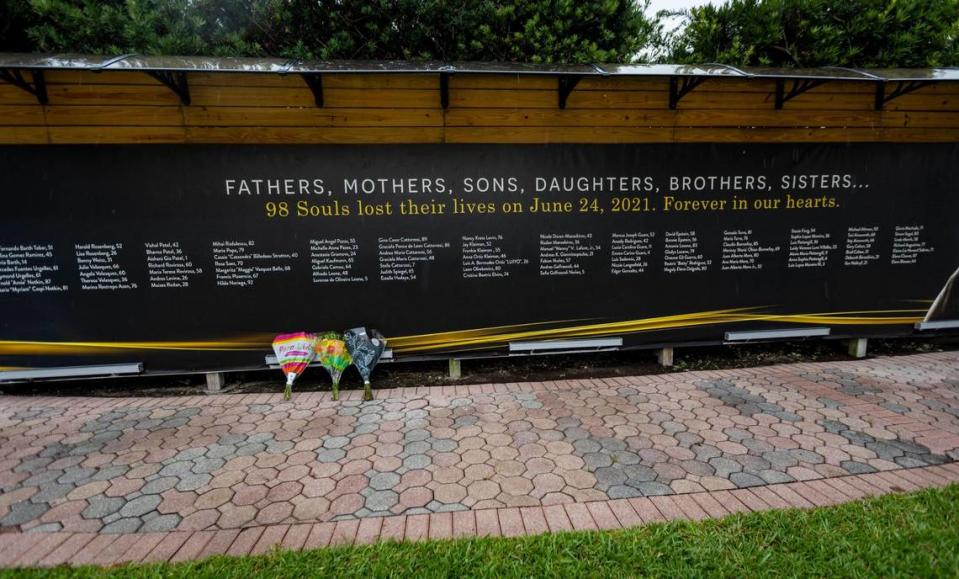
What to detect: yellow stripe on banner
<box><xmin>0</xmin><ymin>336</ymin><xmax>274</xmax><ymax>355</ymax></box>
<box><xmin>0</xmin><ymin>306</ymin><xmax>931</xmax><ymax>357</ymax></box>
<box><xmin>384</xmin><ymin>318</ymin><xmax>596</xmax><ymax>348</ymax></box>
<box><xmin>389</xmin><ymin>308</ymin><xmax>764</xmax><ymax>353</ymax></box>
<box><xmin>388</xmin><ymin>307</ymin><xmax>928</xmax><ymax>353</ymax></box>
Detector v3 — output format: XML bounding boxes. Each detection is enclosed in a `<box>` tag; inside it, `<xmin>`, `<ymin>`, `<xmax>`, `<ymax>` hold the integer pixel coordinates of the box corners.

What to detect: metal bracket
<box><xmin>875</xmin><ymin>80</ymin><xmax>934</xmax><ymax>111</ymax></box>
<box><xmin>775</xmin><ymin>78</ymin><xmax>828</xmax><ymax>109</ymax></box>
<box><xmin>440</xmin><ymin>72</ymin><xmax>450</xmax><ymax>109</ymax></box>
<box><xmin>558</xmin><ymin>75</ymin><xmax>582</xmax><ymax>109</ymax></box>
<box><xmin>0</xmin><ymin>68</ymin><xmax>47</xmax><ymax>105</ymax></box>
<box><xmin>146</xmin><ymin>70</ymin><xmax>190</xmax><ymax>105</ymax></box>
<box><xmin>725</xmin><ymin>327</ymin><xmax>830</xmax><ymax>342</ymax></box>
<box><xmin>669</xmin><ymin>76</ymin><xmax>706</xmax><ymax>110</ymax></box>
<box><xmin>0</xmin><ymin>362</ymin><xmax>143</xmax><ymax>382</ymax></box>
<box><xmin>301</xmin><ymin>73</ymin><xmax>323</xmax><ymax>107</ymax></box>
<box><xmin>509</xmin><ymin>337</ymin><xmax>622</xmax><ymax>353</ymax></box>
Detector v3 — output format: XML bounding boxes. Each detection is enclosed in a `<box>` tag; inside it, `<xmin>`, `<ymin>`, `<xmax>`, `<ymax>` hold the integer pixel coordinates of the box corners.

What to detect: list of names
<box><xmin>843</xmin><ymin>226</ymin><xmax>881</xmax><ymax>267</ymax></box>
<box><xmin>0</xmin><ymin>244</ymin><xmax>69</xmax><ymax>294</ymax></box>
<box><xmin>76</xmin><ymin>243</ymin><xmax>136</xmax><ymax>291</ymax></box>
<box><xmin>378</xmin><ymin>236</ymin><xmax>450</xmax><ymax>282</ymax></box>
<box><xmin>891</xmin><ymin>225</ymin><xmax>935</xmax><ymax>265</ymax></box>
<box><xmin>461</xmin><ymin>235</ymin><xmax>527</xmax><ymax>279</ymax></box>
<box><xmin>787</xmin><ymin>228</ymin><xmax>838</xmax><ymax>269</ymax></box>
<box><xmin>1</xmin><ymin>222</ymin><xmax>948</xmax><ymax>293</ymax></box>
<box><xmin>539</xmin><ymin>233</ymin><xmax>600</xmax><ymax>277</ymax></box>
<box><xmin>610</xmin><ymin>232</ymin><xmax>655</xmax><ymax>275</ymax></box>
<box><xmin>663</xmin><ymin>231</ymin><xmax>711</xmax><ymax>273</ymax></box>
<box><xmin>212</xmin><ymin>240</ymin><xmax>295</xmax><ymax>288</ymax></box>
<box><xmin>146</xmin><ymin>242</ymin><xmax>203</xmax><ymax>288</ymax></box>
<box><xmin>311</xmin><ymin>238</ymin><xmax>366</xmax><ymax>283</ymax></box>
<box><xmin>721</xmin><ymin>229</ymin><xmax>781</xmax><ymax>271</ymax></box>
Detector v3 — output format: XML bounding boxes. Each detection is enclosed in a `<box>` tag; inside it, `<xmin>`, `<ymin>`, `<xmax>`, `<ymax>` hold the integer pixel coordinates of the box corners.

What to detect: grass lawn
<box><xmin>6</xmin><ymin>484</ymin><xmax>959</xmax><ymax>578</ymax></box>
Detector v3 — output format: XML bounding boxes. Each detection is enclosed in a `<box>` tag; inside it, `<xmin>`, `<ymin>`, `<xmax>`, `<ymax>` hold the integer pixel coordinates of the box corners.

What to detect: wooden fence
<box><xmin>2</xmin><ymin>66</ymin><xmax>959</xmax><ymax>145</ymax></box>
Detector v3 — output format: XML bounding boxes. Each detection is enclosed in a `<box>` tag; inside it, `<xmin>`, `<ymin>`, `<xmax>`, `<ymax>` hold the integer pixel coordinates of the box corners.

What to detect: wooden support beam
<box><xmin>205</xmin><ymin>372</ymin><xmax>226</xmax><ymax>393</ymax></box>
<box><xmin>847</xmin><ymin>338</ymin><xmax>868</xmax><ymax>359</ymax></box>
<box><xmin>657</xmin><ymin>347</ymin><xmax>674</xmax><ymax>367</ymax></box>
<box><xmin>448</xmin><ymin>358</ymin><xmax>462</xmax><ymax>379</ymax></box>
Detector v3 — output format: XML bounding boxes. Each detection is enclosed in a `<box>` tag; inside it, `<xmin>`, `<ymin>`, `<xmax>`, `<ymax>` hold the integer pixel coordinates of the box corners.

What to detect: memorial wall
<box><xmin>0</xmin><ymin>61</ymin><xmax>957</xmax><ymax>375</ymax></box>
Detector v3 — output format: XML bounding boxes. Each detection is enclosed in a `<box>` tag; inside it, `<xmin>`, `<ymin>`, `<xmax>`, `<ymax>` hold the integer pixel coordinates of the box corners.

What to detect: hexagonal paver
<box><xmin>330</xmin><ymin>493</ymin><xmax>365</xmax><ymax>516</ymax></box>
<box><xmin>461</xmin><ymin>449</ymin><xmax>490</xmax><ymax>465</ymax></box>
<box><xmin>217</xmin><ymin>504</ymin><xmax>257</xmax><ymax>528</ymax></box>
<box><xmin>434</xmin><ymin>484</ymin><xmax>467</xmax><ymax>503</ymax></box>
<box><xmin>466</xmin><ymin>480</ymin><xmax>500</xmax><ymax>501</ymax></box>
<box><xmin>256</xmin><ymin>501</ymin><xmax>293</xmax><ymax>525</ymax></box>
<box><xmin>292</xmin><ymin>497</ymin><xmax>331</xmax><ymax>521</ymax></box>
<box><xmin>119</xmin><ymin>494</ymin><xmax>161</xmax><ymax>518</ymax></box>
<box><xmin>399</xmin><ymin>487</ymin><xmax>432</xmax><ymax>509</ymax></box>
<box><xmin>365</xmin><ymin>490</ymin><xmax>399</xmax><ymax>512</ymax></box>
<box><xmin>177</xmin><ymin>509</ymin><xmax>217</xmax><ymax>531</ymax></box>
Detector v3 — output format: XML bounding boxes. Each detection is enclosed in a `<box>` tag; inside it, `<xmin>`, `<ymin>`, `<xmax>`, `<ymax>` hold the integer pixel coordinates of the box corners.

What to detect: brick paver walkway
<box><xmin>1</xmin><ymin>351</ymin><xmax>958</xmax><ymax>568</ymax></box>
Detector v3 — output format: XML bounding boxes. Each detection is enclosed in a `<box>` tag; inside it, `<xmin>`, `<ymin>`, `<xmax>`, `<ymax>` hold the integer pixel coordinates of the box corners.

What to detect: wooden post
<box><xmin>657</xmin><ymin>347</ymin><xmax>674</xmax><ymax>367</ymax></box>
<box><xmin>847</xmin><ymin>338</ymin><xmax>868</xmax><ymax>359</ymax></box>
<box><xmin>449</xmin><ymin>358</ymin><xmax>462</xmax><ymax>379</ymax></box>
<box><xmin>205</xmin><ymin>372</ymin><xmax>225</xmax><ymax>393</ymax></box>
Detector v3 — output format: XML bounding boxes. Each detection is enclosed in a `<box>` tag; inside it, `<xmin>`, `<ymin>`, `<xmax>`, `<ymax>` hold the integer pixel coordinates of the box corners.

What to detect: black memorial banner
<box><xmin>0</xmin><ymin>143</ymin><xmax>957</xmax><ymax>374</ymax></box>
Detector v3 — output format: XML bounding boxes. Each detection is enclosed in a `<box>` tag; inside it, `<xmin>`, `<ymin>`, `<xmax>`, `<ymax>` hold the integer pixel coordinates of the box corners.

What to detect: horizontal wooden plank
<box><xmin>184</xmin><ymin>126</ymin><xmax>444</xmax><ymax>144</ymax></box>
<box><xmin>894</xmin><ymin>111</ymin><xmax>959</xmax><ymax>127</ymax></box>
<box><xmin>0</xmin><ymin>105</ymin><xmax>46</xmax><ymax>126</ymax></box>
<box><xmin>884</xmin><ymin>93</ymin><xmax>959</xmax><ymax>111</ymax></box>
<box><xmin>0</xmin><ymin>126</ymin><xmax>48</xmax><ymax>143</ymax></box>
<box><xmin>10</xmin><ymin>122</ymin><xmax>959</xmax><ymax>144</ymax></box>
<box><xmin>452</xmin><ymin>89</ymin><xmax>670</xmax><ymax>109</ymax></box>
<box><xmin>447</xmin><ymin>76</ymin><xmax>959</xmax><ymax>96</ymax></box>
<box><xmin>46</xmin><ymin>84</ymin><xmax>180</xmax><ymax>106</ymax></box>
<box><xmin>42</xmin><ymin>70</ymin><xmax>163</xmax><ymax>86</ymax></box>
<box><xmin>22</xmin><ymin>106</ymin><xmax>959</xmax><ymax>131</ymax></box>
<box><xmin>47</xmin><ymin>126</ymin><xmax>186</xmax><ymax>143</ymax></box>
<box><xmin>43</xmin><ymin>70</ymin><xmax>439</xmax><ymax>90</ymax></box>
<box><xmin>450</xmin><ymin>87</ymin><xmax>904</xmax><ymax>109</ymax></box>
<box><xmin>445</xmin><ymin>125</ymin><xmax>959</xmax><ymax>143</ymax></box>
<box><xmin>446</xmin><ymin>108</ymin><xmax>959</xmax><ymax>129</ymax></box>
<box><xmin>16</xmin><ymin>104</ymin><xmax>441</xmax><ymax>129</ymax></box>
<box><xmin>38</xmin><ymin>83</ymin><xmax>444</xmax><ymax>108</ymax></box>
<box><xmin>577</xmin><ymin>77</ymin><xmax>880</xmax><ymax>94</ymax></box>
<box><xmin>187</xmin><ymin>72</ymin><xmax>304</xmax><ymax>89</ymax></box>
<box><xmin>43</xmin><ymin>105</ymin><xmax>183</xmax><ymax>126</ymax></box>
<box><xmin>445</xmin><ymin>108</ymin><xmax>897</xmax><ymax>128</ymax></box>
<box><xmin>446</xmin><ymin>126</ymin><xmax>675</xmax><ymax>143</ymax></box>
<box><xmin>190</xmin><ymin>86</ymin><xmax>439</xmax><ymax>108</ymax></box>
<box><xmin>449</xmin><ymin>75</ymin><xmax>560</xmax><ymax>91</ymax></box>
<box><xmin>183</xmin><ymin>106</ymin><xmax>441</xmax><ymax>127</ymax></box>
<box><xmin>674</xmin><ymin>126</ymin><xmax>959</xmax><ymax>142</ymax></box>
<box><xmin>35</xmin><ymin>123</ymin><xmax>441</xmax><ymax>143</ymax></box>
<box><xmin>189</xmin><ymin>72</ymin><xmax>439</xmax><ymax>90</ymax></box>
<box><xmin>450</xmin><ymin>76</ymin><xmax>883</xmax><ymax>95</ymax></box>
<box><xmin>0</xmin><ymin>83</ymin><xmax>45</xmax><ymax>105</ymax></box>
